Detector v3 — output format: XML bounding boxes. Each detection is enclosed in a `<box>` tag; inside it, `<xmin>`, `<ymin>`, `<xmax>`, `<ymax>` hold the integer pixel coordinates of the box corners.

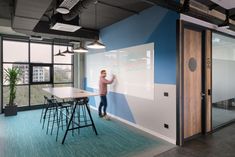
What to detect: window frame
<box><xmin>29</xmin><ymin>63</ymin><xmax>53</xmax><ymax>84</ymax></box>
<box><xmin>1</xmin><ymin>37</ymin><xmax>74</xmax><ymax>110</ymax></box>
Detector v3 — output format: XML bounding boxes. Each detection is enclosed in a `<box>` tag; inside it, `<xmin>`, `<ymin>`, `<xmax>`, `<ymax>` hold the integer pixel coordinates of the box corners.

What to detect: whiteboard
<box><xmin>86</xmin><ymin>43</ymin><xmax>154</xmax><ymax>100</ymax></box>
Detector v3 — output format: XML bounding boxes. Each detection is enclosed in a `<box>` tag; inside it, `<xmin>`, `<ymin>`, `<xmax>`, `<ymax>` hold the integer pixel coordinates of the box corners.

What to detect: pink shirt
<box><xmin>99</xmin><ymin>76</ymin><xmax>114</xmax><ymax>96</ymax></box>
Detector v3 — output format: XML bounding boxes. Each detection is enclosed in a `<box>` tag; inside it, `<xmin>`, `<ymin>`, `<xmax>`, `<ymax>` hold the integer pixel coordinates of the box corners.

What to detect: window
<box><xmin>2</xmin><ymin>39</ymin><xmax>74</xmax><ymax>109</ymax></box>
<box><xmin>30</xmin><ymin>43</ymin><xmax>52</xmax><ymax>63</ymax></box>
<box><xmin>3</xmin><ymin>40</ymin><xmax>28</xmax><ymax>62</ymax></box>
<box><xmin>30</xmin><ymin>84</ymin><xmax>52</xmax><ymax>106</ymax></box>
<box><xmin>54</xmin><ymin>65</ymin><xmax>72</xmax><ymax>83</ymax></box>
<box><xmin>54</xmin><ymin>45</ymin><xmax>73</xmax><ymax>64</ymax></box>
<box><xmin>30</xmin><ymin>64</ymin><xmax>52</xmax><ymax>84</ymax></box>
<box><xmin>3</xmin><ymin>86</ymin><xmax>29</xmax><ymax>107</ymax></box>
<box><xmin>3</xmin><ymin>64</ymin><xmax>29</xmax><ymax>85</ymax></box>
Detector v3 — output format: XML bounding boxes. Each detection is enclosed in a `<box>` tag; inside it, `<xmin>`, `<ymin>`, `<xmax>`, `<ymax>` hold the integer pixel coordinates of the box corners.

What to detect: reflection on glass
<box><xmin>54</xmin><ymin>45</ymin><xmax>72</xmax><ymax>63</ymax></box>
<box><xmin>30</xmin><ymin>84</ymin><xmax>52</xmax><ymax>105</ymax></box>
<box><xmin>3</xmin><ymin>40</ymin><xmax>28</xmax><ymax>62</ymax></box>
<box><xmin>212</xmin><ymin>32</ymin><xmax>235</xmax><ymax>128</ymax></box>
<box><xmin>3</xmin><ymin>64</ymin><xmax>29</xmax><ymax>85</ymax></box>
<box><xmin>30</xmin><ymin>43</ymin><xmax>52</xmax><ymax>63</ymax></box>
<box><xmin>54</xmin><ymin>65</ymin><xmax>72</xmax><ymax>83</ymax></box>
<box><xmin>32</xmin><ymin>66</ymin><xmax>50</xmax><ymax>82</ymax></box>
<box><xmin>3</xmin><ymin>86</ymin><xmax>29</xmax><ymax>107</ymax></box>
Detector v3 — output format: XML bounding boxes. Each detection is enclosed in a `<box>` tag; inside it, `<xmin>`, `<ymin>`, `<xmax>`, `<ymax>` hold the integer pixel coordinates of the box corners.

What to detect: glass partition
<box><xmin>212</xmin><ymin>32</ymin><xmax>235</xmax><ymax>128</ymax></box>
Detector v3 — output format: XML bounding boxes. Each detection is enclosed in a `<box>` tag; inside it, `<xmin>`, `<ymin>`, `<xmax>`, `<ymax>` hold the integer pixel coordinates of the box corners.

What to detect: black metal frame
<box><xmin>62</xmin><ymin>98</ymin><xmax>98</xmax><ymax>144</ymax></box>
<box><xmin>29</xmin><ymin>63</ymin><xmax>53</xmax><ymax>84</ymax></box>
<box><xmin>0</xmin><ymin>35</ymin><xmax>74</xmax><ymax>112</ymax></box>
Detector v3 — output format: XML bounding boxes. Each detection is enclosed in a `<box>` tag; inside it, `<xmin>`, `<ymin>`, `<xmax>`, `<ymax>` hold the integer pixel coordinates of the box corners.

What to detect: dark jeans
<box><xmin>98</xmin><ymin>95</ymin><xmax>107</xmax><ymax>116</ymax></box>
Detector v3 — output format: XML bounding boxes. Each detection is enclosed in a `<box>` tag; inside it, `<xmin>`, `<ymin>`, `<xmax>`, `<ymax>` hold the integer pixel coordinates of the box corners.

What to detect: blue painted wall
<box><xmin>100</xmin><ymin>6</ymin><xmax>179</xmax><ymax>84</ymax></box>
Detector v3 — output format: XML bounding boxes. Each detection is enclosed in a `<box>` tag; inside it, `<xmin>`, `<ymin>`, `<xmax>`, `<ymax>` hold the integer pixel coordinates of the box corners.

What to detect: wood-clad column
<box><xmin>205</xmin><ymin>30</ymin><xmax>212</xmax><ymax>133</ymax></box>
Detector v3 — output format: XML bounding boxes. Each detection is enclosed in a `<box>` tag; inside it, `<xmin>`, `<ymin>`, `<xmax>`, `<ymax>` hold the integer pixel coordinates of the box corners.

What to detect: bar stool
<box><xmin>50</xmin><ymin>100</ymin><xmax>73</xmax><ymax>141</ymax></box>
<box><xmin>41</xmin><ymin>96</ymin><xmax>57</xmax><ymax>131</ymax></box>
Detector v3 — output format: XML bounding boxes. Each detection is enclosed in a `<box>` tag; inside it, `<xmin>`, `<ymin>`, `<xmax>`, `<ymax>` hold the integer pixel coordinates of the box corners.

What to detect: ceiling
<box><xmin>0</xmin><ymin>0</ymin><xmax>152</xmax><ymax>41</ymax></box>
<box><xmin>1</xmin><ymin>0</ymin><xmax>235</xmax><ymax>41</ymax></box>
<box><xmin>195</xmin><ymin>0</ymin><xmax>235</xmax><ymax>17</ymax></box>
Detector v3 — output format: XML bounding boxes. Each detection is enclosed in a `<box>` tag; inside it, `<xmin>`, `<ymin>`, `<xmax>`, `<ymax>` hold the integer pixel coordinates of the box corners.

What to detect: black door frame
<box><xmin>176</xmin><ymin>20</ymin><xmax>209</xmax><ymax>145</ymax></box>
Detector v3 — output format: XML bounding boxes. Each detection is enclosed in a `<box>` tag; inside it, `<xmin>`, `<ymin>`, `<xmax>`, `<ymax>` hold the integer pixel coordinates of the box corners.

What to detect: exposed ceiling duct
<box><xmin>11</xmin><ymin>0</ymin><xmax>98</xmax><ymax>40</ymax></box>
<box><xmin>56</xmin><ymin>0</ymin><xmax>80</xmax><ymax>14</ymax></box>
<box><xmin>62</xmin><ymin>0</ymin><xmax>95</xmax><ymax>21</ymax></box>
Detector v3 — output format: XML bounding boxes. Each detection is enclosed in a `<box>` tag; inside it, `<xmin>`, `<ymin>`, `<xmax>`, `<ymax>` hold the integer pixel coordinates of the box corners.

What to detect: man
<box><xmin>99</xmin><ymin>70</ymin><xmax>115</xmax><ymax>119</ymax></box>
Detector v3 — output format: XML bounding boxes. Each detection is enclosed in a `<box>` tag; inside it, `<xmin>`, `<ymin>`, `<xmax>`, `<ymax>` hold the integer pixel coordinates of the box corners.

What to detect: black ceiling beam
<box><xmin>97</xmin><ymin>1</ymin><xmax>139</xmax><ymax>14</ymax></box>
<box><xmin>180</xmin><ymin>0</ymin><xmax>190</xmax><ymax>13</ymax></box>
<box><xmin>33</xmin><ymin>21</ymin><xmax>99</xmax><ymax>40</ymax></box>
<box><xmin>209</xmin><ymin>4</ymin><xmax>219</xmax><ymax>11</ymax></box>
<box><xmin>142</xmin><ymin>0</ymin><xmax>181</xmax><ymax>13</ymax></box>
<box><xmin>142</xmin><ymin>0</ymin><xmax>235</xmax><ymax>31</ymax></box>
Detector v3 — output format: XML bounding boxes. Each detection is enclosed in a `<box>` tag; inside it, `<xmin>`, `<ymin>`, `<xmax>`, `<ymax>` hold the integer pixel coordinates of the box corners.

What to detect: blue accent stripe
<box><xmin>100</xmin><ymin>6</ymin><xmax>179</xmax><ymax>84</ymax></box>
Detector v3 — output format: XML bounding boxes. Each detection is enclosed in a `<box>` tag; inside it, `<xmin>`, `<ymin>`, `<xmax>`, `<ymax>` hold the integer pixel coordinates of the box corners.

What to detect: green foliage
<box><xmin>4</xmin><ymin>67</ymin><xmax>22</xmax><ymax>106</ymax></box>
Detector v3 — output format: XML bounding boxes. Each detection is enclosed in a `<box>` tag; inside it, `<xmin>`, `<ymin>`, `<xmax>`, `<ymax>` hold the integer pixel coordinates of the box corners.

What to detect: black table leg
<box><xmin>62</xmin><ymin>102</ymin><xmax>77</xmax><ymax>144</ymax></box>
<box><xmin>85</xmin><ymin>103</ymin><xmax>98</xmax><ymax>135</ymax></box>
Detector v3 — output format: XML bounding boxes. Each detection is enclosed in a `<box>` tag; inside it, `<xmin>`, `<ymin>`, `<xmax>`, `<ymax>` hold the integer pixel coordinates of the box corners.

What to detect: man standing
<box><xmin>99</xmin><ymin>70</ymin><xmax>115</xmax><ymax>119</ymax></box>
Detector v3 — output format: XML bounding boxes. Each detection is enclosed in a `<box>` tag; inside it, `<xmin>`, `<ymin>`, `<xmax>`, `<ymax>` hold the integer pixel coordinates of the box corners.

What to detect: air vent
<box><xmin>30</xmin><ymin>35</ymin><xmax>43</xmax><ymax>41</ymax></box>
<box><xmin>51</xmin><ymin>23</ymin><xmax>81</xmax><ymax>32</ymax></box>
<box><xmin>50</xmin><ymin>14</ymin><xmax>81</xmax><ymax>32</ymax></box>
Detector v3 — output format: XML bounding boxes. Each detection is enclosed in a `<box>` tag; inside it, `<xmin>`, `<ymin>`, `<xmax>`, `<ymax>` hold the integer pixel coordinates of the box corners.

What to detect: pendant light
<box><xmin>54</xmin><ymin>39</ymin><xmax>66</xmax><ymax>56</ymax></box>
<box><xmin>62</xmin><ymin>45</ymin><xmax>74</xmax><ymax>55</ymax></box>
<box><xmin>73</xmin><ymin>41</ymin><xmax>88</xmax><ymax>53</ymax></box>
<box><xmin>55</xmin><ymin>49</ymin><xmax>66</xmax><ymax>56</ymax></box>
<box><xmin>87</xmin><ymin>1</ymin><xmax>106</xmax><ymax>49</ymax></box>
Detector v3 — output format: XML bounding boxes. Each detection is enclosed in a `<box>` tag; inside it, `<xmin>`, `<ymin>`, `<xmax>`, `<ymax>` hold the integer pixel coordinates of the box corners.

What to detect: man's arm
<box><xmin>101</xmin><ymin>75</ymin><xmax>115</xmax><ymax>84</ymax></box>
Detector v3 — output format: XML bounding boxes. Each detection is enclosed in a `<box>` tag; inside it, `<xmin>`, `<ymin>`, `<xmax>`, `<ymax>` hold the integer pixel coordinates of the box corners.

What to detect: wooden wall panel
<box><xmin>183</xmin><ymin>28</ymin><xmax>202</xmax><ymax>139</ymax></box>
<box><xmin>205</xmin><ymin>30</ymin><xmax>212</xmax><ymax>133</ymax></box>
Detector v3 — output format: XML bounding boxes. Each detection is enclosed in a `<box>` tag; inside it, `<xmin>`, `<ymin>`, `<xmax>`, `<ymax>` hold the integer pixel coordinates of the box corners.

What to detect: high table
<box><xmin>43</xmin><ymin>87</ymin><xmax>99</xmax><ymax>144</ymax></box>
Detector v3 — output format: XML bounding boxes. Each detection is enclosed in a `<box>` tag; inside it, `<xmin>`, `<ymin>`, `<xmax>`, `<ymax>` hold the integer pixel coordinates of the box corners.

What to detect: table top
<box><xmin>42</xmin><ymin>87</ymin><xmax>99</xmax><ymax>99</ymax></box>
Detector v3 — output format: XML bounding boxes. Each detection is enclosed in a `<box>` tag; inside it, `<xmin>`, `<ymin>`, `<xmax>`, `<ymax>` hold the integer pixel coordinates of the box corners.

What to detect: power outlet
<box><xmin>164</xmin><ymin>123</ymin><xmax>169</xmax><ymax>129</ymax></box>
<box><xmin>164</xmin><ymin>92</ymin><xmax>169</xmax><ymax>97</ymax></box>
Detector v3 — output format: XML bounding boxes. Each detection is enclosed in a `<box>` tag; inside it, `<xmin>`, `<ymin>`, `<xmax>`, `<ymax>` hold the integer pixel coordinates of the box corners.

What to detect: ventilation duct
<box><xmin>56</xmin><ymin>0</ymin><xmax>80</xmax><ymax>14</ymax></box>
<box><xmin>62</xmin><ymin>0</ymin><xmax>95</xmax><ymax>21</ymax></box>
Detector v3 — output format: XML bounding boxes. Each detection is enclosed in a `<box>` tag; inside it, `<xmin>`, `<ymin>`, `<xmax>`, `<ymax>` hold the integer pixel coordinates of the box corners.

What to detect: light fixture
<box><xmin>55</xmin><ymin>49</ymin><xmax>66</xmax><ymax>56</ymax></box>
<box><xmin>87</xmin><ymin>40</ymin><xmax>105</xmax><ymax>49</ymax></box>
<box><xmin>62</xmin><ymin>46</ymin><xmax>74</xmax><ymax>55</ymax></box>
<box><xmin>218</xmin><ymin>10</ymin><xmax>230</xmax><ymax>29</ymax></box>
<box><xmin>56</xmin><ymin>7</ymin><xmax>70</xmax><ymax>14</ymax></box>
<box><xmin>54</xmin><ymin>39</ymin><xmax>66</xmax><ymax>56</ymax></box>
<box><xmin>73</xmin><ymin>41</ymin><xmax>88</xmax><ymax>53</ymax></box>
<box><xmin>87</xmin><ymin>1</ymin><xmax>106</xmax><ymax>49</ymax></box>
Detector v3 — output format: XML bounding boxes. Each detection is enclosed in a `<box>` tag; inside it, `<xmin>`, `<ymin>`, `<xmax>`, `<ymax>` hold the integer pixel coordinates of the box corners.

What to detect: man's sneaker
<box><xmin>103</xmin><ymin>115</ymin><xmax>111</xmax><ymax>120</ymax></box>
<box><xmin>98</xmin><ymin>114</ymin><xmax>103</xmax><ymax>118</ymax></box>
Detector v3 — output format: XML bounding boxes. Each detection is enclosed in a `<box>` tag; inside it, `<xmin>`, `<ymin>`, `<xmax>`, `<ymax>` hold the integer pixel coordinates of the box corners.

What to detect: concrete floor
<box><xmin>155</xmin><ymin>123</ymin><xmax>235</xmax><ymax>157</ymax></box>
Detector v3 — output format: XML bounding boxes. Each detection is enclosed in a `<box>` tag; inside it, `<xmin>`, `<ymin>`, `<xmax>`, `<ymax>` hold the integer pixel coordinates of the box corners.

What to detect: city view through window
<box><xmin>2</xmin><ymin>40</ymin><xmax>73</xmax><ymax>107</ymax></box>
